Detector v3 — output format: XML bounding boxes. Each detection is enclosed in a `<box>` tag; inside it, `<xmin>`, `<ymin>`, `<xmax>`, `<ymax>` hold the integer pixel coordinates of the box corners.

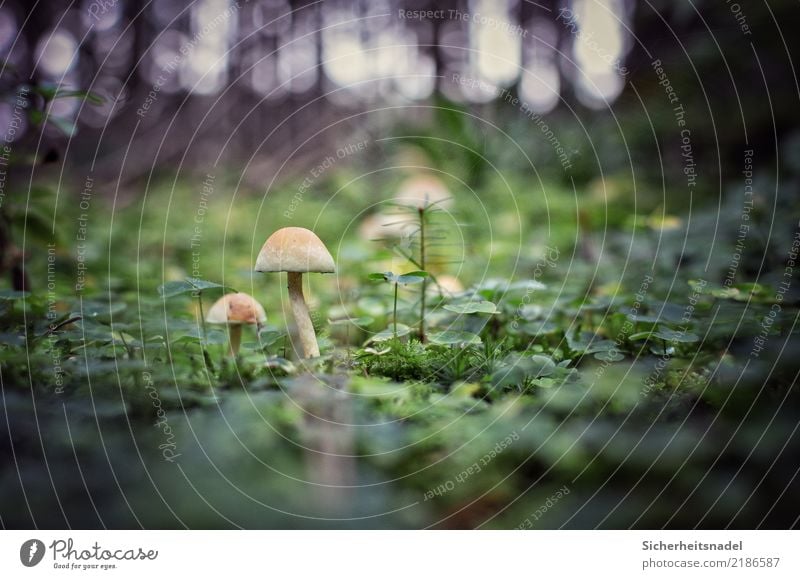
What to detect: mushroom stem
<box><xmin>228</xmin><ymin>324</ymin><xmax>242</xmax><ymax>357</ymax></box>
<box><xmin>287</xmin><ymin>271</ymin><xmax>320</xmax><ymax>358</ymax></box>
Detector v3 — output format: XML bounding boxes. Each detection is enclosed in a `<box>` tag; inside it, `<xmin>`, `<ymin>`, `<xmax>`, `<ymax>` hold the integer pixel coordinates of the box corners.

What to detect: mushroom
<box><xmin>255</xmin><ymin>227</ymin><xmax>335</xmax><ymax>358</ymax></box>
<box><xmin>395</xmin><ymin>174</ymin><xmax>453</xmax><ymax>210</ymax></box>
<box><xmin>427</xmin><ymin>274</ymin><xmax>465</xmax><ymax>298</ymax></box>
<box><xmin>206</xmin><ymin>292</ymin><xmax>267</xmax><ymax>356</ymax></box>
<box><xmin>358</xmin><ymin>212</ymin><xmax>414</xmax><ymax>242</ymax></box>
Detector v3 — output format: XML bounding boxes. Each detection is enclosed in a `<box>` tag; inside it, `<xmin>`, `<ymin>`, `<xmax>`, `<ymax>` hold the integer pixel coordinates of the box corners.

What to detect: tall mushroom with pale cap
<box><xmin>206</xmin><ymin>292</ymin><xmax>267</xmax><ymax>357</ymax></box>
<box><xmin>255</xmin><ymin>227</ymin><xmax>335</xmax><ymax>358</ymax></box>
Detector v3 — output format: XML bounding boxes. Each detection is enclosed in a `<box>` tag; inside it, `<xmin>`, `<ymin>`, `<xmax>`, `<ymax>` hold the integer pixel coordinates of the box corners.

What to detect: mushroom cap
<box><xmin>395</xmin><ymin>174</ymin><xmax>453</xmax><ymax>210</ymax></box>
<box><xmin>206</xmin><ymin>292</ymin><xmax>267</xmax><ymax>325</ymax></box>
<box><xmin>255</xmin><ymin>227</ymin><xmax>335</xmax><ymax>273</ymax></box>
<box><xmin>427</xmin><ymin>274</ymin><xmax>464</xmax><ymax>297</ymax></box>
<box><xmin>358</xmin><ymin>212</ymin><xmax>416</xmax><ymax>241</ymax></box>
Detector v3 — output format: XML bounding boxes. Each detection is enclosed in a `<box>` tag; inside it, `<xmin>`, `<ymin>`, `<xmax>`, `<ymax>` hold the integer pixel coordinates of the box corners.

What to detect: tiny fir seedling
<box><xmin>376</xmin><ymin>196</ymin><xmax>456</xmax><ymax>343</ymax></box>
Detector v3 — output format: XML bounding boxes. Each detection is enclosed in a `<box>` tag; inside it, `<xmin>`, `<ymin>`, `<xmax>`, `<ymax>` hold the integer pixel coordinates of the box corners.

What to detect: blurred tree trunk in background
<box><xmin>2</xmin><ymin>0</ymin><xmax>797</xmax><ymax>195</ymax></box>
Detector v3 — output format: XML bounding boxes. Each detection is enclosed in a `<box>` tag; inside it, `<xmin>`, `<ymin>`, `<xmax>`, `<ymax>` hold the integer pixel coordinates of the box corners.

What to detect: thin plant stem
<box><xmin>196</xmin><ymin>292</ymin><xmax>214</xmax><ymax>376</ymax></box>
<box><xmin>419</xmin><ymin>205</ymin><xmax>427</xmax><ymax>343</ymax></box>
<box><xmin>393</xmin><ymin>282</ymin><xmax>398</xmax><ymax>341</ymax></box>
<box><xmin>197</xmin><ymin>293</ymin><xmax>207</xmax><ymax>343</ymax></box>
<box><xmin>119</xmin><ymin>332</ymin><xmax>141</xmax><ymax>389</ymax></box>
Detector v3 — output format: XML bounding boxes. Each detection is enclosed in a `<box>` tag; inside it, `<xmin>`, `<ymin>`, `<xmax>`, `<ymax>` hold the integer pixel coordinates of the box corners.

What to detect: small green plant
<box><xmin>368</xmin><ymin>271</ymin><xmax>428</xmax><ymax>341</ymax></box>
<box><xmin>157</xmin><ymin>277</ymin><xmax>234</xmax><ymax>372</ymax></box>
<box><xmin>363</xmin><ymin>271</ymin><xmax>430</xmax><ymax>381</ymax></box>
<box><xmin>629</xmin><ymin>326</ymin><xmax>700</xmax><ymax>357</ymax></box>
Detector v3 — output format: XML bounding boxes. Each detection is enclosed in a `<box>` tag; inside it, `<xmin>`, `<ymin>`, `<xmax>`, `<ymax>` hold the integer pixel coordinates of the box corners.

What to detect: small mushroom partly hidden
<box><xmin>358</xmin><ymin>212</ymin><xmax>414</xmax><ymax>242</ymax></box>
<box><xmin>206</xmin><ymin>292</ymin><xmax>267</xmax><ymax>356</ymax></box>
<box><xmin>427</xmin><ymin>274</ymin><xmax>465</xmax><ymax>298</ymax></box>
<box><xmin>255</xmin><ymin>227</ymin><xmax>335</xmax><ymax>358</ymax></box>
<box><xmin>395</xmin><ymin>174</ymin><xmax>453</xmax><ymax>210</ymax></box>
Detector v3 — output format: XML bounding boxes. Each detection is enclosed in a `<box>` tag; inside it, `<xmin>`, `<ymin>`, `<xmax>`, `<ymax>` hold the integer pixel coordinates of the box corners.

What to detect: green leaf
<box><xmin>111</xmin><ymin>331</ymin><xmax>141</xmax><ymax>347</ymax></box>
<box><xmin>691</xmin><ymin>280</ymin><xmax>771</xmax><ymax>302</ymax></box>
<box><xmin>490</xmin><ymin>363</ymin><xmax>527</xmax><ymax>389</ymax></box>
<box><xmin>490</xmin><ymin>353</ymin><xmax>556</xmax><ymax>388</ymax></box>
<box><xmin>368</xmin><ymin>323</ymin><xmax>412</xmax><ymax>343</ymax></box>
<box><xmin>443</xmin><ymin>300</ymin><xmax>498</xmax><ymax>315</ymax></box>
<box><xmin>185</xmin><ymin>277</ymin><xmax>228</xmax><ymax>291</ymax></box>
<box><xmin>653</xmin><ymin>328</ymin><xmax>700</xmax><ymax>343</ymax></box>
<box><xmin>626</xmin><ymin>313</ymin><xmax>662</xmax><ymax>323</ymax></box>
<box><xmin>157</xmin><ymin>277</ymin><xmax>232</xmax><ymax>298</ymax></box>
<box><xmin>649</xmin><ymin>343</ymin><xmax>674</xmax><ymax>356</ymax></box>
<box><xmin>171</xmin><ymin>334</ymin><xmax>202</xmax><ymax>345</ymax></box>
<box><xmin>362</xmin><ymin>346</ymin><xmax>391</xmax><ymax>356</ymax></box>
<box><xmin>583</xmin><ymin>340</ymin><xmax>617</xmax><ymax>355</ymax></box>
<box><xmin>578</xmin><ymin>302</ymin><xmax>607</xmax><ymax>312</ymax></box>
<box><xmin>710</xmin><ymin>287</ymin><xmax>741</xmax><ymax>299</ymax></box>
<box><xmin>566</xmin><ymin>332</ymin><xmax>616</xmax><ymax>354</ymax></box>
<box><xmin>157</xmin><ymin>280</ymin><xmax>194</xmax><ymax>298</ymax></box>
<box><xmin>30</xmin><ymin>85</ymin><xmax>104</xmax><ymax>105</ymax></box>
<box><xmin>257</xmin><ymin>329</ymin><xmax>284</xmax><ymax>347</ymax></box>
<box><xmin>53</xmin><ymin>89</ymin><xmax>104</xmax><ymax>105</ymax></box>
<box><xmin>264</xmin><ymin>356</ymin><xmax>296</xmax><ymax>373</ymax></box>
<box><xmin>629</xmin><ymin>328</ymin><xmax>699</xmax><ymax>343</ymax></box>
<box><xmin>204</xmin><ymin>329</ymin><xmax>229</xmax><ymax>345</ymax></box>
<box><xmin>594</xmin><ymin>350</ymin><xmax>625</xmax><ymax>362</ymax></box>
<box><xmin>0</xmin><ymin>332</ymin><xmax>25</xmax><ymax>346</ymax></box>
<box><xmin>368</xmin><ymin>272</ymin><xmax>395</xmax><ymax>283</ymax></box>
<box><xmin>509</xmin><ymin>279</ymin><xmax>547</xmax><ymax>291</ymax></box>
<box><xmin>518</xmin><ymin>321</ymin><xmax>559</xmax><ymax>336</ymax></box>
<box><xmin>78</xmin><ymin>301</ymin><xmax>126</xmax><ymax>323</ymax></box>
<box><xmin>428</xmin><ymin>330</ymin><xmax>482</xmax><ymax>345</ymax></box>
<box><xmin>0</xmin><ymin>290</ymin><xmax>30</xmax><ymax>300</ymax></box>
<box><xmin>329</xmin><ymin>316</ymin><xmax>374</xmax><ymax>326</ymax></box>
<box><xmin>528</xmin><ymin>354</ymin><xmax>556</xmax><ymax>377</ymax></box>
<box><xmin>396</xmin><ymin>271</ymin><xmax>429</xmax><ymax>284</ymax></box>
<box><xmin>532</xmin><ymin>377</ymin><xmax>556</xmax><ymax>388</ymax></box>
